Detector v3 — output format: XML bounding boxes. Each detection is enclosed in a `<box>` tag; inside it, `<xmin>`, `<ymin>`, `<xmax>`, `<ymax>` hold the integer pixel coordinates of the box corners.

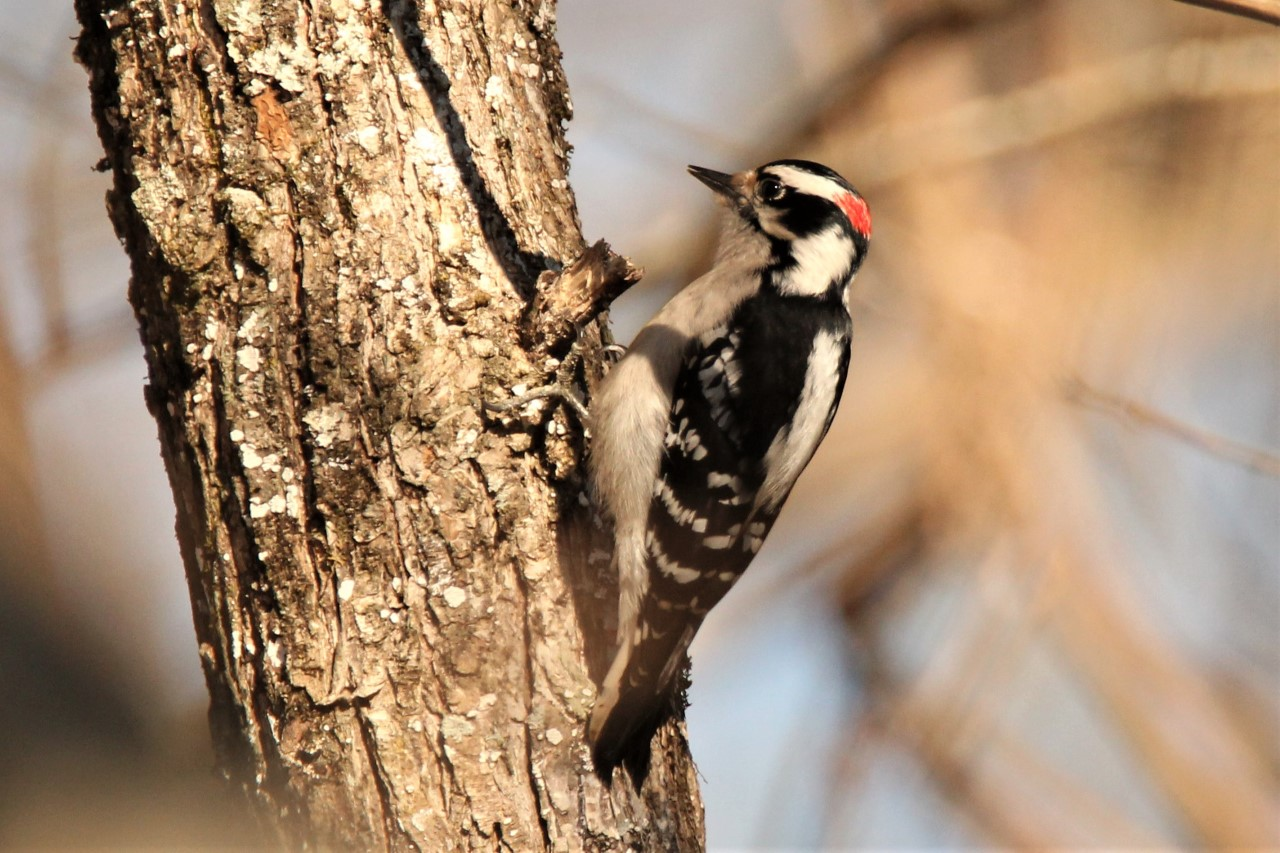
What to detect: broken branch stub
<box><xmin>523</xmin><ymin>239</ymin><xmax>643</xmax><ymax>353</ymax></box>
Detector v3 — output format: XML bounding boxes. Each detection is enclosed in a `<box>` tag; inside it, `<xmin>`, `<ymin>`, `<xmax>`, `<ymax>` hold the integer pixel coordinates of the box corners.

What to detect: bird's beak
<box><xmin>687</xmin><ymin>165</ymin><xmax>742</xmax><ymax>204</ymax></box>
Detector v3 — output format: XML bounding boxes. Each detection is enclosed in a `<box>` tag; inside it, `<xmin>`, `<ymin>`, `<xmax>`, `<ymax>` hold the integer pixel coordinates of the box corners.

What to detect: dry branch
<box><xmin>1068</xmin><ymin>378</ymin><xmax>1280</xmax><ymax>477</ymax></box>
<box><xmin>1047</xmin><ymin>549</ymin><xmax>1279</xmax><ymax>846</ymax></box>
<box><xmin>1171</xmin><ymin>0</ymin><xmax>1280</xmax><ymax>25</ymax></box>
<box><xmin>523</xmin><ymin>239</ymin><xmax>642</xmax><ymax>353</ymax></box>
<box><xmin>815</xmin><ymin>34</ymin><xmax>1280</xmax><ymax>187</ymax></box>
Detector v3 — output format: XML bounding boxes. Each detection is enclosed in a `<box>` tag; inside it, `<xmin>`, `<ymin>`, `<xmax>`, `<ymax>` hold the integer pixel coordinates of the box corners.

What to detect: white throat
<box><xmin>774</xmin><ymin>225</ymin><xmax>855</xmax><ymax>298</ymax></box>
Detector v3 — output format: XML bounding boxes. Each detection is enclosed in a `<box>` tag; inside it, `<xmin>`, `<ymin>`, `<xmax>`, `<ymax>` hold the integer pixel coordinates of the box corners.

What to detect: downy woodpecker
<box><xmin>587</xmin><ymin>160</ymin><xmax>871</xmax><ymax>772</ymax></box>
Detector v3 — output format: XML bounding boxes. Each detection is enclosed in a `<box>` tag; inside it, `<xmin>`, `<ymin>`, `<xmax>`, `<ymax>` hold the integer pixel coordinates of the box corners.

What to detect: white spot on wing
<box><xmin>654</xmin><ymin>480</ymin><xmax>706</xmax><ymax>531</ymax></box>
<box><xmin>651</xmin><ymin>538</ymin><xmax>702</xmax><ymax>584</ymax></box>
<box><xmin>707</xmin><ymin>472</ymin><xmax>741</xmax><ymax>490</ymax></box>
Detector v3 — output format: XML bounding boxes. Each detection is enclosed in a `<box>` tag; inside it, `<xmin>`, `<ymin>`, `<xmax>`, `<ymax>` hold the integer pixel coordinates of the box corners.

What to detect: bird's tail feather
<box><xmin>588</xmin><ymin>623</ymin><xmax>694</xmax><ymax>777</ymax></box>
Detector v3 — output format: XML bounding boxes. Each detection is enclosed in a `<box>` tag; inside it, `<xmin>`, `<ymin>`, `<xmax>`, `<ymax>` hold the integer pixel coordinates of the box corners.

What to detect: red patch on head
<box><xmin>836</xmin><ymin>192</ymin><xmax>871</xmax><ymax>238</ymax></box>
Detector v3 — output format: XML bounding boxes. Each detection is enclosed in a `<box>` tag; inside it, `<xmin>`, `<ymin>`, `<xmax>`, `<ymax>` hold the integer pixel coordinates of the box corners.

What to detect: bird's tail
<box><xmin>587</xmin><ymin>619</ymin><xmax>695</xmax><ymax>777</ymax></box>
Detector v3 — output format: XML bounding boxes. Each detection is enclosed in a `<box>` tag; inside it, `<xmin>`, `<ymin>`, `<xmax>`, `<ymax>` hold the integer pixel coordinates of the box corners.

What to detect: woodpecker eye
<box><xmin>757</xmin><ymin>177</ymin><xmax>786</xmax><ymax>202</ymax></box>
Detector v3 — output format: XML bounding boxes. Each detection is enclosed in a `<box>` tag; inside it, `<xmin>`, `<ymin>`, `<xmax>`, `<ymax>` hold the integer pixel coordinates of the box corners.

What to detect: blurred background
<box><xmin>1</xmin><ymin>0</ymin><xmax>1276</xmax><ymax>848</ymax></box>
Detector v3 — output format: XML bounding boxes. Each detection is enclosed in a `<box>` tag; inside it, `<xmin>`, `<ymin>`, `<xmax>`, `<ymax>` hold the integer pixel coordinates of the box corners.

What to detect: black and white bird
<box><xmin>586</xmin><ymin>159</ymin><xmax>871</xmax><ymax>773</ymax></box>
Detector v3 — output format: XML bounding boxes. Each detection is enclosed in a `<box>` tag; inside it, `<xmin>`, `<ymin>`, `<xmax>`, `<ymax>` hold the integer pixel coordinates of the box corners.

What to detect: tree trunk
<box><xmin>73</xmin><ymin>0</ymin><xmax>704</xmax><ymax>848</ymax></box>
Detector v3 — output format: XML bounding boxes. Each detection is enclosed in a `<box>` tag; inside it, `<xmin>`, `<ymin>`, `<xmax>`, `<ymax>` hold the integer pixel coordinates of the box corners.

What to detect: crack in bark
<box><xmin>356</xmin><ymin>703</ymin><xmax>419</xmax><ymax>851</ymax></box>
<box><xmin>384</xmin><ymin>0</ymin><xmax>553</xmax><ymax>292</ymax></box>
<box><xmin>277</xmin><ymin>181</ymin><xmax>355</xmax><ymax>708</ymax></box>
<box><xmin>196</xmin><ymin>0</ymin><xmax>234</xmax><ymax>77</ymax></box>
<box><xmin>278</xmin><ymin>242</ymin><xmax>335</xmax><ymax>645</ymax></box>
<box><xmin>509</xmin><ymin>501</ymin><xmax>556</xmax><ymax>852</ymax></box>
<box><xmin>459</xmin><ymin>452</ymin><xmax>557</xmax><ymax>850</ymax></box>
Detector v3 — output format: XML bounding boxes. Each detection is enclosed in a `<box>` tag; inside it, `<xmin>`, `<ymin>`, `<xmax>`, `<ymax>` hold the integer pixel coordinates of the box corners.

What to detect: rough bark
<box><xmin>73</xmin><ymin>0</ymin><xmax>704</xmax><ymax>849</ymax></box>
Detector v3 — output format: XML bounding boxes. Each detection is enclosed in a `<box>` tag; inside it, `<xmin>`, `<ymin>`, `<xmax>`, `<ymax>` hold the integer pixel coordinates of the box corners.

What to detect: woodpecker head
<box><xmin>689</xmin><ymin>159</ymin><xmax>870</xmax><ymax>298</ymax></box>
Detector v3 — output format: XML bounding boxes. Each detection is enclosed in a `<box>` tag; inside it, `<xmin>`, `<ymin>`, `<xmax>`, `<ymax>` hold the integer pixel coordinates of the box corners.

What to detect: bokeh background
<box><xmin>1</xmin><ymin>0</ymin><xmax>1277</xmax><ymax>848</ymax></box>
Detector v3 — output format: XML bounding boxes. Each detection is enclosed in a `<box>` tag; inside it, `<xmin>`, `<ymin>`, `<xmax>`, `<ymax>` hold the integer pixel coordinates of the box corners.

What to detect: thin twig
<box><xmin>1171</xmin><ymin>0</ymin><xmax>1280</xmax><ymax>25</ymax></box>
<box><xmin>1066</xmin><ymin>378</ymin><xmax>1280</xmax><ymax>477</ymax></box>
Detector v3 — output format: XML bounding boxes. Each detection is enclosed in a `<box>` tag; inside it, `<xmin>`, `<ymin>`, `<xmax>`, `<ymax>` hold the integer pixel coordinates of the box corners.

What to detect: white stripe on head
<box><xmin>763</xmin><ymin>164</ymin><xmax>850</xmax><ymax>204</ymax></box>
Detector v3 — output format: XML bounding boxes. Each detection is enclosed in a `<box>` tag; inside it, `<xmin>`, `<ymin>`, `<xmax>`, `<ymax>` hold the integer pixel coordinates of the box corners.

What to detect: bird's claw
<box><xmin>486</xmin><ymin>383</ymin><xmax>589</xmax><ymax>423</ymax></box>
<box><xmin>486</xmin><ymin>339</ymin><xmax>594</xmax><ymax>425</ymax></box>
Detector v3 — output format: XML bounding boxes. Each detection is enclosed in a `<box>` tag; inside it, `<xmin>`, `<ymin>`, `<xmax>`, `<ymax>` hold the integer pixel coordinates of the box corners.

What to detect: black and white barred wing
<box><xmin>648</xmin><ymin>323</ymin><xmax>852</xmax><ymax>613</ymax></box>
<box><xmin>589</xmin><ymin>324</ymin><xmax>851</xmax><ymax>771</ymax></box>
<box><xmin>645</xmin><ymin>330</ymin><xmax>766</xmax><ymax>624</ymax></box>
<box><xmin>589</xmin><ymin>331</ymin><xmax>766</xmax><ymax>770</ymax></box>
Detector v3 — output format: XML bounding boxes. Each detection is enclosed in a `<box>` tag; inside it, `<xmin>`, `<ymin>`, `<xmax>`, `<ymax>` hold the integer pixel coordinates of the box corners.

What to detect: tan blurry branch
<box><xmin>829</xmin><ymin>515</ymin><xmax>1279</xmax><ymax>846</ymax></box>
<box><xmin>1068</xmin><ymin>379</ymin><xmax>1280</xmax><ymax>477</ymax></box>
<box><xmin>815</xmin><ymin>34</ymin><xmax>1280</xmax><ymax>187</ymax></box>
<box><xmin>664</xmin><ymin>30</ymin><xmax>1277</xmax><ymax>289</ymax></box>
<box><xmin>1171</xmin><ymin>0</ymin><xmax>1280</xmax><ymax>25</ymax></box>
